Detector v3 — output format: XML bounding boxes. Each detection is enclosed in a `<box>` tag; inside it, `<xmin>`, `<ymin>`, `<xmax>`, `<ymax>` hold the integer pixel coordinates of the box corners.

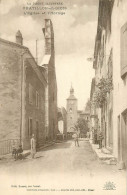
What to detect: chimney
<box><xmin>42</xmin><ymin>19</ymin><xmax>54</xmax><ymax>55</ymax></box>
<box><xmin>16</xmin><ymin>30</ymin><xmax>23</xmax><ymax>45</ymax></box>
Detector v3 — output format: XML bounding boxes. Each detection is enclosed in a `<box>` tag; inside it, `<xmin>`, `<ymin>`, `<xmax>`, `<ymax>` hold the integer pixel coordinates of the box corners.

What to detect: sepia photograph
<box><xmin>0</xmin><ymin>0</ymin><xmax>126</xmax><ymax>194</ymax></box>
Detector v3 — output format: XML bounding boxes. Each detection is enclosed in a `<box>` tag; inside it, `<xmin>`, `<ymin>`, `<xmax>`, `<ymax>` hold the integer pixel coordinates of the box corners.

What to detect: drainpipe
<box><xmin>20</xmin><ymin>51</ymin><xmax>27</xmax><ymax>147</ymax></box>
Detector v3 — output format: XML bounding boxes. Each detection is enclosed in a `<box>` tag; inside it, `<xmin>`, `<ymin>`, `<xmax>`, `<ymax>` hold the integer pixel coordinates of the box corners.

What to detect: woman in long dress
<box><xmin>31</xmin><ymin>134</ymin><xmax>36</xmax><ymax>159</ymax></box>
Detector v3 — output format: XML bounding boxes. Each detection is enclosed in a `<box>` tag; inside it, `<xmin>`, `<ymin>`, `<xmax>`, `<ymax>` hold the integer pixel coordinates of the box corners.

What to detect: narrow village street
<box><xmin>0</xmin><ymin>140</ymin><xmax>122</xmax><ymax>175</ymax></box>
<box><xmin>0</xmin><ymin>1</ymin><xmax>127</xmax><ymax>195</ymax></box>
<box><xmin>0</xmin><ymin>140</ymin><xmax>126</xmax><ymax>194</ymax></box>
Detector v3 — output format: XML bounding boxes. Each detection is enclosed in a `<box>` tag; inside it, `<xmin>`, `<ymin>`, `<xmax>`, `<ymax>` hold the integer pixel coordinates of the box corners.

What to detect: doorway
<box><xmin>117</xmin><ymin>115</ymin><xmax>121</xmax><ymax>161</ymax></box>
<box><xmin>123</xmin><ymin>112</ymin><xmax>127</xmax><ymax>168</ymax></box>
<box><xmin>121</xmin><ymin>111</ymin><xmax>127</xmax><ymax>168</ymax></box>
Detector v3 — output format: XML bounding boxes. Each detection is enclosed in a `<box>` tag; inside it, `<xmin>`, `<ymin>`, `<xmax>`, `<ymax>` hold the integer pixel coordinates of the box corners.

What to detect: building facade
<box><xmin>0</xmin><ymin>31</ymin><xmax>47</xmax><ymax>150</ymax></box>
<box><xmin>91</xmin><ymin>0</ymin><xmax>127</xmax><ymax>168</ymax></box>
<box><xmin>41</xmin><ymin>19</ymin><xmax>58</xmax><ymax>141</ymax></box>
<box><xmin>90</xmin><ymin>78</ymin><xmax>98</xmax><ymax>142</ymax></box>
<box><xmin>111</xmin><ymin>0</ymin><xmax>127</xmax><ymax>169</ymax></box>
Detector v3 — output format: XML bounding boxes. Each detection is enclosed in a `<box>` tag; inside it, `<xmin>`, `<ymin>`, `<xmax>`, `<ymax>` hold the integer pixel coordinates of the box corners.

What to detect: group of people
<box><xmin>12</xmin><ymin>134</ymin><xmax>36</xmax><ymax>160</ymax></box>
<box><xmin>12</xmin><ymin>144</ymin><xmax>24</xmax><ymax>160</ymax></box>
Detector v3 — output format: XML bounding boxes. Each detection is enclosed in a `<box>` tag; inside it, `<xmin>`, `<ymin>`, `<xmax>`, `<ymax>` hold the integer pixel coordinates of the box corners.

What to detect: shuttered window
<box><xmin>28</xmin><ymin>118</ymin><xmax>32</xmax><ymax>137</ymax></box>
<box><xmin>29</xmin><ymin>83</ymin><xmax>33</xmax><ymax>104</ymax></box>
<box><xmin>121</xmin><ymin>22</ymin><xmax>127</xmax><ymax>78</ymax></box>
<box><xmin>36</xmin><ymin>91</ymin><xmax>39</xmax><ymax>108</ymax></box>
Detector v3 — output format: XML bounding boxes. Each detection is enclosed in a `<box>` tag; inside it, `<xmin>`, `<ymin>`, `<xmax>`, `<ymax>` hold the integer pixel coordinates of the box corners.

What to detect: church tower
<box><xmin>66</xmin><ymin>86</ymin><xmax>78</xmax><ymax>132</ymax></box>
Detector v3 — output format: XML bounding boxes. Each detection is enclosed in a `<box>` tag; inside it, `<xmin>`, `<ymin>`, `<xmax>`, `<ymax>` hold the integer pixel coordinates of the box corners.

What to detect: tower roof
<box><xmin>67</xmin><ymin>85</ymin><xmax>77</xmax><ymax>100</ymax></box>
<box><xmin>70</xmin><ymin>85</ymin><xmax>74</xmax><ymax>94</ymax></box>
<box><xmin>16</xmin><ymin>30</ymin><xmax>22</xmax><ymax>37</ymax></box>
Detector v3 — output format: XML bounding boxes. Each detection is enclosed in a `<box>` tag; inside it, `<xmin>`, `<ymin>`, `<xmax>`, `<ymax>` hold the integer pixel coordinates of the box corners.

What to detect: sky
<box><xmin>0</xmin><ymin>0</ymin><xmax>99</xmax><ymax>110</ymax></box>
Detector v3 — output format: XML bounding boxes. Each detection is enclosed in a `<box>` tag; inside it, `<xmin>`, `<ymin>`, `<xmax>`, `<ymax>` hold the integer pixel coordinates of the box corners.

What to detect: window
<box><xmin>28</xmin><ymin>118</ymin><xmax>32</xmax><ymax>137</ymax></box>
<box><xmin>69</xmin><ymin>108</ymin><xmax>72</xmax><ymax>113</ymax></box>
<box><xmin>41</xmin><ymin>96</ymin><xmax>44</xmax><ymax>110</ymax></box>
<box><xmin>29</xmin><ymin>83</ymin><xmax>33</xmax><ymax>104</ymax></box>
<box><xmin>36</xmin><ymin>121</ymin><xmax>39</xmax><ymax>139</ymax></box>
<box><xmin>53</xmin><ymin>92</ymin><xmax>55</xmax><ymax>102</ymax></box>
<box><xmin>36</xmin><ymin>91</ymin><xmax>39</xmax><ymax>108</ymax></box>
<box><xmin>121</xmin><ymin>22</ymin><xmax>127</xmax><ymax>78</ymax></box>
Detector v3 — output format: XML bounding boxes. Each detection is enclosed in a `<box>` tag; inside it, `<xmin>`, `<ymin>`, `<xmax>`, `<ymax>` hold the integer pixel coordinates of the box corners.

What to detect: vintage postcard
<box><xmin>0</xmin><ymin>0</ymin><xmax>126</xmax><ymax>194</ymax></box>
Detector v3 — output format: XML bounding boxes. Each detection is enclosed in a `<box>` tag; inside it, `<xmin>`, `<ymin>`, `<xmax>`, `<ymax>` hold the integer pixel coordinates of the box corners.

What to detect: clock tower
<box><xmin>66</xmin><ymin>86</ymin><xmax>78</xmax><ymax>133</ymax></box>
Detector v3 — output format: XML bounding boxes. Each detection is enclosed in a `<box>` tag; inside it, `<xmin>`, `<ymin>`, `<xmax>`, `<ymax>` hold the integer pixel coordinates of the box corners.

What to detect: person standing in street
<box><xmin>73</xmin><ymin>130</ymin><xmax>79</xmax><ymax>147</ymax></box>
<box><xmin>98</xmin><ymin>129</ymin><xmax>104</xmax><ymax>149</ymax></box>
<box><xmin>31</xmin><ymin>134</ymin><xmax>36</xmax><ymax>159</ymax></box>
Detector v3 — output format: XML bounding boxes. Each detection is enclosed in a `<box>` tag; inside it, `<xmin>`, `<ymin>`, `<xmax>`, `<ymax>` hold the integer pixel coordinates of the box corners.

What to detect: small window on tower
<box><xmin>69</xmin><ymin>108</ymin><xmax>72</xmax><ymax>113</ymax></box>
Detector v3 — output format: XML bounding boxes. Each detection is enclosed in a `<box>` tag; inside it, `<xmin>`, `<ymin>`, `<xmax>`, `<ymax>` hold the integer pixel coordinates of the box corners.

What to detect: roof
<box><xmin>67</xmin><ymin>94</ymin><xmax>77</xmax><ymax>100</ymax></box>
<box><xmin>16</xmin><ymin>30</ymin><xmax>22</xmax><ymax>37</ymax></box>
<box><xmin>0</xmin><ymin>37</ymin><xmax>27</xmax><ymax>49</ymax></box>
<box><xmin>0</xmin><ymin>37</ymin><xmax>47</xmax><ymax>86</ymax></box>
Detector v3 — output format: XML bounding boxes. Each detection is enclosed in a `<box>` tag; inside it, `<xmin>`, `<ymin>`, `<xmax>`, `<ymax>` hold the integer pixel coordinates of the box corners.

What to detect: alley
<box><xmin>0</xmin><ymin>140</ymin><xmax>126</xmax><ymax>194</ymax></box>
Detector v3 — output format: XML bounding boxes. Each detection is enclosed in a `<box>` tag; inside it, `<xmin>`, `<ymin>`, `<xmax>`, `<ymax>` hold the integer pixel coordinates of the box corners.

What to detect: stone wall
<box><xmin>0</xmin><ymin>40</ymin><xmax>22</xmax><ymax>142</ymax></box>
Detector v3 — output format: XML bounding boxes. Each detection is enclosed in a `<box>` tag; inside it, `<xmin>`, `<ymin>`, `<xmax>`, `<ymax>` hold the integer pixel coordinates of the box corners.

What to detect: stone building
<box><xmin>41</xmin><ymin>19</ymin><xmax>58</xmax><ymax>141</ymax></box>
<box><xmin>57</xmin><ymin>107</ymin><xmax>67</xmax><ymax>139</ymax></box>
<box><xmin>91</xmin><ymin>0</ymin><xmax>127</xmax><ymax>168</ymax></box>
<box><xmin>90</xmin><ymin>78</ymin><xmax>98</xmax><ymax>142</ymax></box>
<box><xmin>110</xmin><ymin>0</ymin><xmax>127</xmax><ymax>169</ymax></box>
<box><xmin>66</xmin><ymin>86</ymin><xmax>78</xmax><ymax>133</ymax></box>
<box><xmin>0</xmin><ymin>31</ymin><xmax>47</xmax><ymax>150</ymax></box>
<box><xmin>77</xmin><ymin>109</ymin><xmax>90</xmax><ymax>124</ymax></box>
<box><xmin>77</xmin><ymin>100</ymin><xmax>90</xmax><ymax>138</ymax></box>
<box><xmin>0</xmin><ymin>19</ymin><xmax>58</xmax><ymax>153</ymax></box>
<box><xmin>90</xmin><ymin>0</ymin><xmax>114</xmax><ymax>149</ymax></box>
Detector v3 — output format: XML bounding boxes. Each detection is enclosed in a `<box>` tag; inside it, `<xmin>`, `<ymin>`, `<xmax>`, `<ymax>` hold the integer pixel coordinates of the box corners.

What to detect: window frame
<box><xmin>28</xmin><ymin>83</ymin><xmax>33</xmax><ymax>105</ymax></box>
<box><xmin>28</xmin><ymin>117</ymin><xmax>32</xmax><ymax>137</ymax></box>
<box><xmin>36</xmin><ymin>91</ymin><xmax>39</xmax><ymax>109</ymax></box>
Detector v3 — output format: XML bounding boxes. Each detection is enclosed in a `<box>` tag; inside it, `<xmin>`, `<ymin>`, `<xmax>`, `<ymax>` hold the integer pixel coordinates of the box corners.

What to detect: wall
<box><xmin>42</xmin><ymin>19</ymin><xmax>58</xmax><ymax>141</ymax></box>
<box><xmin>111</xmin><ymin>0</ymin><xmax>127</xmax><ymax>163</ymax></box>
<box><xmin>0</xmin><ymin>38</ymin><xmax>47</xmax><ymax>151</ymax></box>
<box><xmin>0</xmin><ymin>39</ymin><xmax>22</xmax><ymax>142</ymax></box>
<box><xmin>48</xmin><ymin>56</ymin><xmax>58</xmax><ymax>140</ymax></box>
<box><xmin>67</xmin><ymin>98</ymin><xmax>78</xmax><ymax>132</ymax></box>
<box><xmin>24</xmin><ymin>61</ymin><xmax>46</xmax><ymax>149</ymax></box>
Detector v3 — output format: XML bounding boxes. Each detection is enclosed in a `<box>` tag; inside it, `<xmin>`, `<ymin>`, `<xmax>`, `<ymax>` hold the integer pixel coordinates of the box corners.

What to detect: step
<box><xmin>90</xmin><ymin>143</ymin><xmax>115</xmax><ymax>161</ymax></box>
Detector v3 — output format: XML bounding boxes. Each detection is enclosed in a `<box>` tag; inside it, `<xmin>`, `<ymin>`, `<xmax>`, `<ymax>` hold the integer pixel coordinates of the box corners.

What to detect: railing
<box><xmin>0</xmin><ymin>139</ymin><xmax>20</xmax><ymax>155</ymax></box>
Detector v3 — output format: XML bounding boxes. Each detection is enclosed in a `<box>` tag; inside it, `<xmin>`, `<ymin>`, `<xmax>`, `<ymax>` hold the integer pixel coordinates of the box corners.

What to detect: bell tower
<box><xmin>66</xmin><ymin>85</ymin><xmax>78</xmax><ymax>133</ymax></box>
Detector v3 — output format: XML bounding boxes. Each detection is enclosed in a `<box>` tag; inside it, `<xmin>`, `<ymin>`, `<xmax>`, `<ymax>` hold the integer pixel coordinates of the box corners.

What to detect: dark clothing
<box><xmin>74</xmin><ymin>138</ymin><xmax>79</xmax><ymax>147</ymax></box>
<box><xmin>73</xmin><ymin>133</ymin><xmax>79</xmax><ymax>147</ymax></box>
<box><xmin>12</xmin><ymin>146</ymin><xmax>23</xmax><ymax>160</ymax></box>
